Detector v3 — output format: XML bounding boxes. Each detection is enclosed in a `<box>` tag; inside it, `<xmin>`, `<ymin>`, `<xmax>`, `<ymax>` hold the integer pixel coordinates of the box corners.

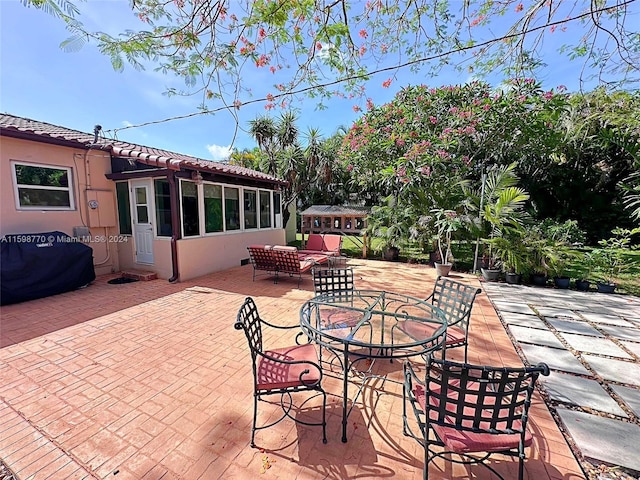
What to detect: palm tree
<box><xmin>462</xmin><ymin>162</ymin><xmax>530</xmax><ymax>270</ymax></box>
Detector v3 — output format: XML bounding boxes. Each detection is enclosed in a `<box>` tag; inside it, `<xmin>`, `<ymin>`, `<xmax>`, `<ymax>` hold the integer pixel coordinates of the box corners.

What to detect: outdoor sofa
<box><xmin>247</xmin><ymin>244</ymin><xmax>330</xmax><ymax>285</ymax></box>
<box><xmin>298</xmin><ymin>233</ymin><xmax>342</xmax><ymax>257</ymax></box>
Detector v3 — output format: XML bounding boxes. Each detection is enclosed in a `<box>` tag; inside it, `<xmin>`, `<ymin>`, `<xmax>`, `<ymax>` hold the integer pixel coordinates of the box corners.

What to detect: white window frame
<box><xmin>258</xmin><ymin>189</ymin><xmax>273</xmax><ymax>229</ymax></box>
<box><xmin>243</xmin><ymin>188</ymin><xmax>258</xmax><ymax>230</ymax></box>
<box><xmin>179</xmin><ymin>179</ymin><xmax>201</xmax><ymax>238</ymax></box>
<box><xmin>202</xmin><ymin>181</ymin><xmax>225</xmax><ymax>236</ymax></box>
<box><xmin>11</xmin><ymin>161</ymin><xmax>75</xmax><ymax>211</ymax></box>
<box><xmin>177</xmin><ymin>178</ymin><xmax>279</xmax><ymax>237</ymax></box>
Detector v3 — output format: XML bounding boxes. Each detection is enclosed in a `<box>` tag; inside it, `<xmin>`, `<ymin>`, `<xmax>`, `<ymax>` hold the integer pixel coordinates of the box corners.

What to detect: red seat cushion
<box><xmin>257</xmin><ymin>344</ymin><xmax>320</xmax><ymax>390</ymax></box>
<box><xmin>298</xmin><ymin>252</ymin><xmax>330</xmax><ymax>264</ymax></box>
<box><xmin>321</xmin><ymin>235</ymin><xmax>342</xmax><ymax>255</ymax></box>
<box><xmin>400</xmin><ymin>320</ymin><xmax>465</xmax><ymax>345</ymax></box>
<box><xmin>413</xmin><ymin>383</ymin><xmax>532</xmax><ymax>454</ymax></box>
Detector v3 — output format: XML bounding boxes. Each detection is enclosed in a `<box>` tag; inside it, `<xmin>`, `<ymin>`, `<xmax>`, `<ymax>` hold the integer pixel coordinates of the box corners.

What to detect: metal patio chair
<box><xmin>234</xmin><ymin>297</ymin><xmax>327</xmax><ymax>447</ymax></box>
<box><xmin>403</xmin><ymin>355</ymin><xmax>549</xmax><ymax>480</ymax></box>
<box><xmin>394</xmin><ymin>276</ymin><xmax>481</xmax><ymax>362</ymax></box>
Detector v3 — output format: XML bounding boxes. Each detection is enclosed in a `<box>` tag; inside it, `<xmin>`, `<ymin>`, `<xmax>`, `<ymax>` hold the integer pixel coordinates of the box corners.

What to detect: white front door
<box><xmin>132</xmin><ymin>181</ymin><xmax>154</xmax><ymax>264</ymax></box>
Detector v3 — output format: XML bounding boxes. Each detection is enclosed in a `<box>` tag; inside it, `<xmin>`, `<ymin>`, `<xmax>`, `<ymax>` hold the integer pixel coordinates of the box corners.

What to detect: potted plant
<box><xmin>480</xmin><ymin>249</ymin><xmax>501</xmax><ymax>281</ymax></box>
<box><xmin>365</xmin><ymin>197</ymin><xmax>410</xmax><ymax>261</ymax></box>
<box><xmin>575</xmin><ymin>251</ymin><xmax>595</xmax><ymax>291</ymax></box>
<box><xmin>432</xmin><ymin>208</ymin><xmax>462</xmax><ymax>277</ymax></box>
<box><xmin>547</xmin><ymin>245</ymin><xmax>577</xmax><ymax>289</ymax></box>
<box><xmin>486</xmin><ymin>234</ymin><xmax>530</xmax><ymax>284</ymax></box>
<box><xmin>525</xmin><ymin>234</ymin><xmax>557</xmax><ymax>287</ymax></box>
<box><xmin>590</xmin><ymin>227</ymin><xmax>639</xmax><ymax>293</ymax></box>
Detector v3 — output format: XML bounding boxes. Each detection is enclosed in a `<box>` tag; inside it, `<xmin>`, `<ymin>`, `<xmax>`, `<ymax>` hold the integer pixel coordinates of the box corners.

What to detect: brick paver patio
<box><xmin>0</xmin><ymin>260</ymin><xmax>585</xmax><ymax>479</ymax></box>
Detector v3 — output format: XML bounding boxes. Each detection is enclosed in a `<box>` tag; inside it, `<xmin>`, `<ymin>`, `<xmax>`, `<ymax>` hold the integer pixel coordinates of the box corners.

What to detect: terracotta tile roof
<box><xmin>0</xmin><ymin>113</ymin><xmax>285</xmax><ymax>185</ymax></box>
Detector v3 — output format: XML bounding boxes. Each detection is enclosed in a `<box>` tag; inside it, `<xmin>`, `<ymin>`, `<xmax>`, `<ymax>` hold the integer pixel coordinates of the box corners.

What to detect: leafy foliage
<box><xmin>22</xmin><ymin>0</ymin><xmax>640</xmax><ymax>133</ymax></box>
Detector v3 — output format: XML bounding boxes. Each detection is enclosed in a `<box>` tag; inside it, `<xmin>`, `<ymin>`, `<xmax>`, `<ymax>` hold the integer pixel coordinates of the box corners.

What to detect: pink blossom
<box><xmin>395</xmin><ymin>138</ymin><xmax>405</xmax><ymax>146</ymax></box>
<box><xmin>449</xmin><ymin>107</ymin><xmax>459</xmax><ymax>114</ymax></box>
<box><xmin>382</xmin><ymin>78</ymin><xmax>392</xmax><ymax>88</ymax></box>
<box><xmin>352</xmin><ymin>105</ymin><xmax>362</xmax><ymax>113</ymax></box>
<box><xmin>266</xmin><ymin>93</ymin><xmax>275</xmax><ymax>102</ymax></box>
<box><xmin>347</xmin><ymin>164</ymin><xmax>354</xmax><ymax>172</ymax></box>
<box><xmin>483</xmin><ymin>104</ymin><xmax>491</xmax><ymax>111</ymax></box>
<box><xmin>359</xmin><ymin>29</ymin><xmax>368</xmax><ymax>38</ymax></box>
<box><xmin>515</xmin><ymin>3</ymin><xmax>524</xmax><ymax>12</ymax></box>
<box><xmin>557</xmin><ymin>85</ymin><xmax>567</xmax><ymax>91</ymax></box>
<box><xmin>429</xmin><ymin>116</ymin><xmax>437</xmax><ymax>124</ymax></box>
<box><xmin>255</xmin><ymin>54</ymin><xmax>269</xmax><ymax>67</ymax></box>
<box><xmin>269</xmin><ymin>66</ymin><xmax>276</xmax><ymax>74</ymax></box>
<box><xmin>419</xmin><ymin>166</ymin><xmax>432</xmax><ymax>177</ymax></box>
<box><xmin>316</xmin><ymin>42</ymin><xmax>322</xmax><ymax>50</ymax></box>
<box><xmin>462</xmin><ymin>155</ymin><xmax>471</xmax><ymax>166</ymax></box>
<box><xmin>366</xmin><ymin>98</ymin><xmax>375</xmax><ymax>110</ymax></box>
<box><xmin>543</xmin><ymin>90</ymin><xmax>554</xmax><ymax>100</ymax></box>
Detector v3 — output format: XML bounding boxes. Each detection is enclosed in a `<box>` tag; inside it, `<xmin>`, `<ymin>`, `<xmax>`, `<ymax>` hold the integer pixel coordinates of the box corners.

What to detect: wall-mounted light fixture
<box><xmin>191</xmin><ymin>171</ymin><xmax>203</xmax><ymax>185</ymax></box>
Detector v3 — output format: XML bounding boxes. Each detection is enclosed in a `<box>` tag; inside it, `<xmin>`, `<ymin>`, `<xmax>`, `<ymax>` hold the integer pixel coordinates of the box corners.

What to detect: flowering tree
<box><xmin>340</xmin><ymin>80</ymin><xmax>567</xmax><ymax>202</ymax></box>
<box><xmin>21</xmin><ymin>0</ymin><xmax>639</xmax><ymax>132</ymax></box>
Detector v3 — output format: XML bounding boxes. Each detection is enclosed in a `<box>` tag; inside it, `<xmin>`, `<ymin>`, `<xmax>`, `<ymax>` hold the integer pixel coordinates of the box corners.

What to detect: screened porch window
<box><xmin>244</xmin><ymin>190</ymin><xmax>257</xmax><ymax>229</ymax></box>
<box><xmin>154</xmin><ymin>179</ymin><xmax>173</xmax><ymax>237</ymax></box>
<box><xmin>204</xmin><ymin>184</ymin><xmax>223</xmax><ymax>233</ymax></box>
<box><xmin>259</xmin><ymin>190</ymin><xmax>271</xmax><ymax>228</ymax></box>
<box><xmin>224</xmin><ymin>187</ymin><xmax>240</xmax><ymax>231</ymax></box>
<box><xmin>116</xmin><ymin>182</ymin><xmax>132</xmax><ymax>235</ymax></box>
<box><xmin>181</xmin><ymin>180</ymin><xmax>200</xmax><ymax>236</ymax></box>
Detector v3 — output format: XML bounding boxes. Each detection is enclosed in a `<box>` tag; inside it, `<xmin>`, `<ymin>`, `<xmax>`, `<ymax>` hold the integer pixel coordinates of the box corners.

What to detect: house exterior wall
<box><xmin>1</xmin><ymin>134</ymin><xmax>288</xmax><ymax>283</ymax></box>
<box><xmin>0</xmin><ymin>136</ymin><xmax>119</xmax><ymax>276</ymax></box>
<box><xmin>176</xmin><ymin>229</ymin><xmax>285</xmax><ymax>281</ymax></box>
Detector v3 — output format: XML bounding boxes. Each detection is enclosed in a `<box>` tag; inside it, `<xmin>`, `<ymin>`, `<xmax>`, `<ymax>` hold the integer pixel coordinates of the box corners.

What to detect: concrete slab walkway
<box><xmin>0</xmin><ymin>260</ymin><xmax>585</xmax><ymax>480</ymax></box>
<box><xmin>483</xmin><ymin>281</ymin><xmax>640</xmax><ymax>476</ymax></box>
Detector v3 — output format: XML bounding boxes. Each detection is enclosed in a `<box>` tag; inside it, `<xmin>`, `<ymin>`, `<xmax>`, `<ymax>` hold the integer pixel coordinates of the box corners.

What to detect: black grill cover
<box><xmin>1</xmin><ymin>231</ymin><xmax>96</xmax><ymax>305</ymax></box>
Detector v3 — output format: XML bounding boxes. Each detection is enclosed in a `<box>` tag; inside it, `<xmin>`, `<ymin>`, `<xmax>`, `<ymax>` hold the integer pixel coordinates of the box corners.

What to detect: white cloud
<box><xmin>122</xmin><ymin>120</ymin><xmax>134</xmax><ymax>127</ymax></box>
<box><xmin>207</xmin><ymin>143</ymin><xmax>233</xmax><ymax>161</ymax></box>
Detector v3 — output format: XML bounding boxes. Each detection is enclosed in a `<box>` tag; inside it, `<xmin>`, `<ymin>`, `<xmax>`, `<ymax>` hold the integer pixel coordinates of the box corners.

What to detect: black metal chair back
<box><xmin>403</xmin><ymin>356</ymin><xmax>550</xmax><ymax>480</ymax></box>
<box><xmin>234</xmin><ymin>297</ymin><xmax>327</xmax><ymax>447</ymax></box>
<box><xmin>425</xmin><ymin>357</ymin><xmax>546</xmax><ymax>435</ymax></box>
<box><xmin>312</xmin><ymin>267</ymin><xmax>355</xmax><ymax>303</ymax></box>
<box><xmin>235</xmin><ymin>296</ymin><xmax>263</xmax><ymax>362</ymax></box>
<box><xmin>429</xmin><ymin>277</ymin><xmax>481</xmax><ymax>330</ymax></box>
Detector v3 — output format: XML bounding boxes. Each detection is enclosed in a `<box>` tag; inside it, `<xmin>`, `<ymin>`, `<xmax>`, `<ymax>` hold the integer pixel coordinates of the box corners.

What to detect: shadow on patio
<box><xmin>0</xmin><ymin>260</ymin><xmax>585</xmax><ymax>479</ymax></box>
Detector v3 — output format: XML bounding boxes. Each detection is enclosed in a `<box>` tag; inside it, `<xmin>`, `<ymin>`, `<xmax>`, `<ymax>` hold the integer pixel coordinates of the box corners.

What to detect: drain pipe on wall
<box><xmin>167</xmin><ymin>170</ymin><xmax>181</xmax><ymax>283</ymax></box>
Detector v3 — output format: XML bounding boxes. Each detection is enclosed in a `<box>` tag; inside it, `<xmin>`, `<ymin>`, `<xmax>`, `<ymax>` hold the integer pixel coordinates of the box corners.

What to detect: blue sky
<box><xmin>0</xmin><ymin>1</ymin><xmax>618</xmax><ymax>161</ymax></box>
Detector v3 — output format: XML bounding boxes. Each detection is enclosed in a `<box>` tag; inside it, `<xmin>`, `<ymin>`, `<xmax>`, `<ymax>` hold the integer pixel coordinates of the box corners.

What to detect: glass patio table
<box><xmin>300</xmin><ymin>289</ymin><xmax>447</xmax><ymax>443</ymax></box>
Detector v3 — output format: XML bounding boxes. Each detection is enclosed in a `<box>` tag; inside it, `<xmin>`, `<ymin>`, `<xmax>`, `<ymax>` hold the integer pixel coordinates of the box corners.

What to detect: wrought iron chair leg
<box><xmin>251</xmin><ymin>393</ymin><xmax>258</xmax><ymax>447</ymax></box>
